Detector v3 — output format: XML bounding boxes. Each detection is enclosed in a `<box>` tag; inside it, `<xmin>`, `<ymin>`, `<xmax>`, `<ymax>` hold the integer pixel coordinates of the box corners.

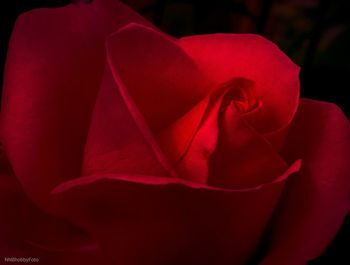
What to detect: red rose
<box><xmin>0</xmin><ymin>0</ymin><xmax>349</xmax><ymax>264</ymax></box>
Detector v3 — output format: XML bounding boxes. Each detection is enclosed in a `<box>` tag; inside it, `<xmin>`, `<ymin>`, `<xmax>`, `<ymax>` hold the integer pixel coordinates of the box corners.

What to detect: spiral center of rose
<box><xmin>220</xmin><ymin>78</ymin><xmax>261</xmax><ymax>114</ymax></box>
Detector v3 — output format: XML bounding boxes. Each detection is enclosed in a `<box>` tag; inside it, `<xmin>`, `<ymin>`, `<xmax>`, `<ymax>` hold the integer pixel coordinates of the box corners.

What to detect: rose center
<box><xmin>220</xmin><ymin>78</ymin><xmax>261</xmax><ymax>114</ymax></box>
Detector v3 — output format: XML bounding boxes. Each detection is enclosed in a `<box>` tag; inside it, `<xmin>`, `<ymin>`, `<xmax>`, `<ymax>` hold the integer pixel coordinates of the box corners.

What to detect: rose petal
<box><xmin>261</xmin><ymin>99</ymin><xmax>350</xmax><ymax>265</ymax></box>
<box><xmin>17</xmin><ymin>200</ymin><xmax>104</xmax><ymax>265</ymax></box>
<box><xmin>0</xmin><ymin>145</ymin><xmax>103</xmax><ymax>264</ymax></box>
<box><xmin>106</xmin><ymin>23</ymin><xmax>212</xmax><ymax>132</ymax></box>
<box><xmin>174</xmin><ymin>93</ymin><xmax>220</xmax><ymax>183</ymax></box>
<box><xmin>170</xmin><ymin>78</ymin><xmax>290</xmax><ymax>187</ymax></box>
<box><xmin>179</xmin><ymin>34</ymin><xmax>300</xmax><ymax>135</ymax></box>
<box><xmin>0</xmin><ymin>0</ymin><xmax>151</xmax><ymax>205</ymax></box>
<box><xmin>208</xmin><ymin>101</ymin><xmax>288</xmax><ymax>189</ymax></box>
<box><xmin>84</xmin><ymin>22</ymin><xmax>212</xmax><ymax>176</ymax></box>
<box><xmin>0</xmin><ymin>145</ymin><xmax>25</xmax><ymax>257</ymax></box>
<box><xmin>83</xmin><ymin>65</ymin><xmax>175</xmax><ymax>177</ymax></box>
<box><xmin>52</xmin><ymin>161</ymin><xmax>300</xmax><ymax>265</ymax></box>
<box><xmin>157</xmin><ymin>94</ymin><xmax>210</xmax><ymax>165</ymax></box>
<box><xmin>160</xmin><ymin>35</ymin><xmax>300</xmax><ymax>164</ymax></box>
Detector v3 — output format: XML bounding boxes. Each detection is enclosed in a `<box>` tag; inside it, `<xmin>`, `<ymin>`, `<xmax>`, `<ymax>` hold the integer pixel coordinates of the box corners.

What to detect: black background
<box><xmin>0</xmin><ymin>0</ymin><xmax>349</xmax><ymax>264</ymax></box>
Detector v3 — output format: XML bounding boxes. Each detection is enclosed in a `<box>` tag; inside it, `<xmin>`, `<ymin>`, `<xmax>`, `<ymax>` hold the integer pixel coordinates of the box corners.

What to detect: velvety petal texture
<box><xmin>52</xmin><ymin>161</ymin><xmax>300</xmax><ymax>265</ymax></box>
<box><xmin>54</xmin><ymin>21</ymin><xmax>303</xmax><ymax>264</ymax></box>
<box><xmin>261</xmin><ymin>99</ymin><xmax>350</xmax><ymax>265</ymax></box>
<box><xmin>0</xmin><ymin>145</ymin><xmax>104</xmax><ymax>265</ymax></box>
<box><xmin>0</xmin><ymin>0</ymin><xmax>155</xmax><ymax>264</ymax></box>
<box><xmin>1</xmin><ymin>0</ymin><xmax>349</xmax><ymax>264</ymax></box>
<box><xmin>0</xmin><ymin>0</ymin><xmax>152</xmax><ymax>206</ymax></box>
<box><xmin>0</xmin><ymin>145</ymin><xmax>24</xmax><ymax>257</ymax></box>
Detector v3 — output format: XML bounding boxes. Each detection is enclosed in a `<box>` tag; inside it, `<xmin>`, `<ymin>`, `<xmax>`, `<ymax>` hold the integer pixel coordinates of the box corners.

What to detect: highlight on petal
<box><xmin>179</xmin><ymin>34</ymin><xmax>300</xmax><ymax>136</ymax></box>
<box><xmin>159</xmin><ymin>78</ymin><xmax>262</xmax><ymax>174</ymax></box>
<box><xmin>85</xmin><ymin>22</ymin><xmax>212</xmax><ymax>178</ymax></box>
<box><xmin>161</xmin><ymin>77</ymin><xmax>293</xmax><ymax>188</ymax></box>
<box><xmin>52</xmin><ymin>160</ymin><xmax>300</xmax><ymax>265</ymax></box>
<box><xmin>261</xmin><ymin>99</ymin><xmax>350</xmax><ymax>265</ymax></box>
<box><xmin>174</xmin><ymin>92</ymin><xmax>221</xmax><ymax>184</ymax></box>
<box><xmin>157</xmin><ymin>94</ymin><xmax>210</xmax><ymax>166</ymax></box>
<box><xmin>0</xmin><ymin>0</ymin><xmax>151</xmax><ymax>206</ymax></box>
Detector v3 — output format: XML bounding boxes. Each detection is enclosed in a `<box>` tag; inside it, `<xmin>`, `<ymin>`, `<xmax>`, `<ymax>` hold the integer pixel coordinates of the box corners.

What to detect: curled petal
<box><xmin>261</xmin><ymin>99</ymin><xmax>350</xmax><ymax>265</ymax></box>
<box><xmin>179</xmin><ymin>34</ymin><xmax>300</xmax><ymax>135</ymax></box>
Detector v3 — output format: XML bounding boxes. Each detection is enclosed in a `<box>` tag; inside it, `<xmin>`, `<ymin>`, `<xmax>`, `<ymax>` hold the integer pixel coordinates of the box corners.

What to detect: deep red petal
<box><xmin>106</xmin><ymin>23</ymin><xmax>212</xmax><ymax>132</ymax></box>
<box><xmin>0</xmin><ymin>0</ymin><xmax>151</xmax><ymax>205</ymax></box>
<box><xmin>0</xmin><ymin>145</ymin><xmax>25</xmax><ymax>257</ymax></box>
<box><xmin>52</xmin><ymin>161</ymin><xmax>300</xmax><ymax>265</ymax></box>
<box><xmin>83</xmin><ymin>65</ymin><xmax>175</xmax><ymax>178</ymax></box>
<box><xmin>261</xmin><ymin>99</ymin><xmax>350</xmax><ymax>265</ymax></box>
<box><xmin>84</xmin><ymin>23</ymin><xmax>212</xmax><ymax>177</ymax></box>
<box><xmin>0</xmin><ymin>145</ymin><xmax>103</xmax><ymax>264</ymax></box>
<box><xmin>179</xmin><ymin>34</ymin><xmax>300</xmax><ymax>135</ymax></box>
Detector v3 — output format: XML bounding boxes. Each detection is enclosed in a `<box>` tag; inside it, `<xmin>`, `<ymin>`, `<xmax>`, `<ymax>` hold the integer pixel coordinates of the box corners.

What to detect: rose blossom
<box><xmin>0</xmin><ymin>0</ymin><xmax>349</xmax><ymax>264</ymax></box>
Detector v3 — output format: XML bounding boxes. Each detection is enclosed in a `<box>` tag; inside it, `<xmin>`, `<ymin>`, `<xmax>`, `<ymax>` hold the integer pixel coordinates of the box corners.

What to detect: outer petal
<box><xmin>261</xmin><ymin>99</ymin><xmax>350</xmax><ymax>265</ymax></box>
<box><xmin>0</xmin><ymin>145</ymin><xmax>25</xmax><ymax>257</ymax></box>
<box><xmin>178</xmin><ymin>34</ymin><xmax>300</xmax><ymax>135</ymax></box>
<box><xmin>0</xmin><ymin>146</ymin><xmax>105</xmax><ymax>265</ymax></box>
<box><xmin>0</xmin><ymin>0</ymin><xmax>151</xmax><ymax>205</ymax></box>
<box><xmin>52</xmin><ymin>161</ymin><xmax>300</xmax><ymax>265</ymax></box>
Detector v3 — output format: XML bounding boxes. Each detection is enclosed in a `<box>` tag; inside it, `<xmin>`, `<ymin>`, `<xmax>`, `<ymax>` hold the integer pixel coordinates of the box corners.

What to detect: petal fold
<box><xmin>52</xmin><ymin>161</ymin><xmax>300</xmax><ymax>265</ymax></box>
<box><xmin>106</xmin><ymin>23</ymin><xmax>211</xmax><ymax>132</ymax></box>
<box><xmin>0</xmin><ymin>0</ymin><xmax>151</xmax><ymax>205</ymax></box>
<box><xmin>261</xmin><ymin>99</ymin><xmax>350</xmax><ymax>265</ymax></box>
<box><xmin>179</xmin><ymin>34</ymin><xmax>300</xmax><ymax>135</ymax></box>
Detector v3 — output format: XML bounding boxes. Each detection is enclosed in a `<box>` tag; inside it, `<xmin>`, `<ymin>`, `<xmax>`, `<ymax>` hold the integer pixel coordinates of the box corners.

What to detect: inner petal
<box><xmin>208</xmin><ymin>95</ymin><xmax>288</xmax><ymax>189</ymax></box>
<box><xmin>162</xmin><ymin>77</ymin><xmax>286</xmax><ymax>187</ymax></box>
<box><xmin>220</xmin><ymin>78</ymin><xmax>261</xmax><ymax>114</ymax></box>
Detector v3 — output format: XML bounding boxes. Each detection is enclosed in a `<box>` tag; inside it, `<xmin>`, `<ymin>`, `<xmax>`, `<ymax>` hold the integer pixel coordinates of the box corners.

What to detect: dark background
<box><xmin>0</xmin><ymin>0</ymin><xmax>349</xmax><ymax>264</ymax></box>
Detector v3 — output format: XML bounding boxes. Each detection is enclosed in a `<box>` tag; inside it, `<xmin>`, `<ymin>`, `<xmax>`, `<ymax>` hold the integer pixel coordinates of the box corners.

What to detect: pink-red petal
<box><xmin>179</xmin><ymin>34</ymin><xmax>300</xmax><ymax>135</ymax></box>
